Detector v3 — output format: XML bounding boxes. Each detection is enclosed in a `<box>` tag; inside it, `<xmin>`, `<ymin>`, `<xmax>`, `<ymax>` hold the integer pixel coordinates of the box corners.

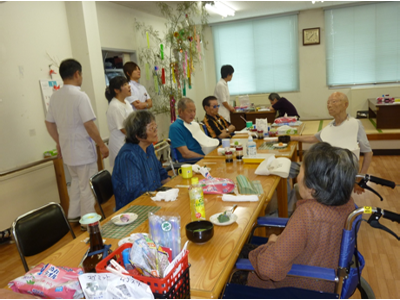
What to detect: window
<box><xmin>212</xmin><ymin>14</ymin><xmax>299</xmax><ymax>95</ymax></box>
<box><xmin>325</xmin><ymin>2</ymin><xmax>400</xmax><ymax>86</ymax></box>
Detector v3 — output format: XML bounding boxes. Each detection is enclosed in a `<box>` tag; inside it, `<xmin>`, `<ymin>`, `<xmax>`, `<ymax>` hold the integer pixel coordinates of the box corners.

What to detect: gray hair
<box><xmin>177</xmin><ymin>97</ymin><xmax>194</xmax><ymax>112</ymax></box>
<box><xmin>124</xmin><ymin>111</ymin><xmax>155</xmax><ymax>144</ymax></box>
<box><xmin>303</xmin><ymin>142</ymin><xmax>358</xmax><ymax>206</ymax></box>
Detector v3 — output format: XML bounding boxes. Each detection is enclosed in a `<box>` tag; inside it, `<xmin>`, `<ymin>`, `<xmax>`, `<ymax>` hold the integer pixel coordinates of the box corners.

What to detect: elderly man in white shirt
<box><xmin>123</xmin><ymin>61</ymin><xmax>152</xmax><ymax>111</ymax></box>
<box><xmin>214</xmin><ymin>64</ymin><xmax>236</xmax><ymax>122</ymax></box>
<box><xmin>45</xmin><ymin>59</ymin><xmax>109</xmax><ymax>227</ymax></box>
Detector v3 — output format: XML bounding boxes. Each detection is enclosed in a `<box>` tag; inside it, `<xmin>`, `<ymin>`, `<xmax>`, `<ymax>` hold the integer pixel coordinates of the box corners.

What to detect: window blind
<box><xmin>212</xmin><ymin>14</ymin><xmax>299</xmax><ymax>95</ymax></box>
<box><xmin>325</xmin><ymin>2</ymin><xmax>400</xmax><ymax>86</ymax></box>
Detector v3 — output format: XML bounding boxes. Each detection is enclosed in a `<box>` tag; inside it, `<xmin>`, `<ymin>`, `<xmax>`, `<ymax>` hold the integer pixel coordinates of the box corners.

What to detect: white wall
<box><xmin>199</xmin><ymin>8</ymin><xmax>400</xmax><ymax>121</ymax></box>
<box><xmin>0</xmin><ymin>1</ymin><xmax>73</xmax><ymax>171</ymax></box>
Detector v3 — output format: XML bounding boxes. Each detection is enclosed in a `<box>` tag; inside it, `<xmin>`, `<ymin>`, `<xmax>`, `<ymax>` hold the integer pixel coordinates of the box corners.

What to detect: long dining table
<box><xmin>37</xmin><ymin>157</ymin><xmax>280</xmax><ymax>298</ymax></box>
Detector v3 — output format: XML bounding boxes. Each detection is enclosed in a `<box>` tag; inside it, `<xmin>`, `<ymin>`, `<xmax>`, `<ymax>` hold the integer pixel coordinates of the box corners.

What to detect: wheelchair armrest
<box><xmin>288</xmin><ymin>264</ymin><xmax>336</xmax><ymax>281</ymax></box>
<box><xmin>257</xmin><ymin>217</ymin><xmax>289</xmax><ymax>227</ymax></box>
<box><xmin>235</xmin><ymin>260</ymin><xmax>336</xmax><ymax>282</ymax></box>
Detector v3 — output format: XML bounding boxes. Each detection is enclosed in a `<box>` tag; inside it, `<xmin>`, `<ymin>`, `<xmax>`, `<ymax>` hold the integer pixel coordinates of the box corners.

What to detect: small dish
<box><xmin>111</xmin><ymin>213</ymin><xmax>138</xmax><ymax>226</ymax></box>
<box><xmin>210</xmin><ymin>213</ymin><xmax>238</xmax><ymax>226</ymax></box>
<box><xmin>273</xmin><ymin>143</ymin><xmax>287</xmax><ymax>149</ymax></box>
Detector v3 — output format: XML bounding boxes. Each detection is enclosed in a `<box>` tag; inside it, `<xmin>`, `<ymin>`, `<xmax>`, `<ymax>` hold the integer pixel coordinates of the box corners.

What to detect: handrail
<box><xmin>0</xmin><ymin>157</ymin><xmax>57</xmax><ymax>177</ymax></box>
<box><xmin>0</xmin><ymin>138</ymin><xmax>109</xmax><ymax>177</ymax></box>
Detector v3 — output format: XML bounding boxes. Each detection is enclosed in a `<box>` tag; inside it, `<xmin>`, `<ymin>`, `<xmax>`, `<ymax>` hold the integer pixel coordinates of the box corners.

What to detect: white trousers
<box><xmin>66</xmin><ymin>162</ymin><xmax>98</xmax><ymax>219</ymax></box>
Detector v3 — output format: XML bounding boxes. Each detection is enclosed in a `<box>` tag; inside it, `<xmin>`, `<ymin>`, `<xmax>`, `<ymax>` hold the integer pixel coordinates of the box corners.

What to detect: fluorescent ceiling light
<box><xmin>205</xmin><ymin>1</ymin><xmax>235</xmax><ymax>18</ymax></box>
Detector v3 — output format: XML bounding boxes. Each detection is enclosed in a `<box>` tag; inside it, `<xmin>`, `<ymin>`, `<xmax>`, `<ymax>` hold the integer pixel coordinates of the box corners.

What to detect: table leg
<box><xmin>276</xmin><ymin>177</ymin><xmax>288</xmax><ymax>218</ymax></box>
<box><xmin>298</xmin><ymin>142</ymin><xmax>303</xmax><ymax>162</ymax></box>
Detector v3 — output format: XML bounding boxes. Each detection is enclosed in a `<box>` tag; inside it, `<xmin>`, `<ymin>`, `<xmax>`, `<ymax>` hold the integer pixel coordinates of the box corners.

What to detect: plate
<box><xmin>273</xmin><ymin>143</ymin><xmax>287</xmax><ymax>148</ymax></box>
<box><xmin>118</xmin><ymin>233</ymin><xmax>148</xmax><ymax>246</ymax></box>
<box><xmin>111</xmin><ymin>213</ymin><xmax>138</xmax><ymax>226</ymax></box>
<box><xmin>209</xmin><ymin>213</ymin><xmax>238</xmax><ymax>226</ymax></box>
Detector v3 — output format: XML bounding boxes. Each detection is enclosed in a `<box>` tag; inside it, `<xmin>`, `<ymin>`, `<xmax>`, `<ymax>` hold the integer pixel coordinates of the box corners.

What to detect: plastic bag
<box><xmin>8</xmin><ymin>263</ymin><xmax>83</xmax><ymax>299</ymax></box>
<box><xmin>129</xmin><ymin>234</ymin><xmax>170</xmax><ymax>278</ymax></box>
<box><xmin>79</xmin><ymin>272</ymin><xmax>154</xmax><ymax>299</ymax></box>
<box><xmin>197</xmin><ymin>165</ymin><xmax>235</xmax><ymax>194</ymax></box>
<box><xmin>274</xmin><ymin>116</ymin><xmax>298</xmax><ymax>124</ymax></box>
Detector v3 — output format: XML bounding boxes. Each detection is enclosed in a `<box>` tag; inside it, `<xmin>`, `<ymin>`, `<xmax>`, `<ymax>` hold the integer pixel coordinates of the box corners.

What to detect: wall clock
<box><xmin>303</xmin><ymin>27</ymin><xmax>320</xmax><ymax>46</ymax></box>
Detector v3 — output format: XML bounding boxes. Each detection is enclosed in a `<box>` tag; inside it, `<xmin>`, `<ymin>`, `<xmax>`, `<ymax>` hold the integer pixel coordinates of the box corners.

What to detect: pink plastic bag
<box><xmin>199</xmin><ymin>177</ymin><xmax>235</xmax><ymax>194</ymax></box>
<box><xmin>8</xmin><ymin>263</ymin><xmax>83</xmax><ymax>299</ymax></box>
<box><xmin>274</xmin><ymin>116</ymin><xmax>298</xmax><ymax>124</ymax></box>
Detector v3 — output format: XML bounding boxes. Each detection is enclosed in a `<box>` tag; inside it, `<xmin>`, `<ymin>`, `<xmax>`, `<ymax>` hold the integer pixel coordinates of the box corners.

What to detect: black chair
<box><xmin>89</xmin><ymin>169</ymin><xmax>114</xmax><ymax>219</ymax></box>
<box><xmin>12</xmin><ymin>202</ymin><xmax>76</xmax><ymax>272</ymax></box>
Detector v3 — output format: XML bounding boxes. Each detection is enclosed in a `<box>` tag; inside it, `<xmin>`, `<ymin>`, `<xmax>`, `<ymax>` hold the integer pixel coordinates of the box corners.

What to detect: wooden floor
<box><xmin>1</xmin><ymin>156</ymin><xmax>400</xmax><ymax>298</ymax></box>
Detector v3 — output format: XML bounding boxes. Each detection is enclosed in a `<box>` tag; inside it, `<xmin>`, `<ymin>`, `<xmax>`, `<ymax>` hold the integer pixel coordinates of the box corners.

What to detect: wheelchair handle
<box><xmin>381</xmin><ymin>209</ymin><xmax>400</xmax><ymax>224</ymax></box>
<box><xmin>356</xmin><ymin>174</ymin><xmax>396</xmax><ymax>189</ymax></box>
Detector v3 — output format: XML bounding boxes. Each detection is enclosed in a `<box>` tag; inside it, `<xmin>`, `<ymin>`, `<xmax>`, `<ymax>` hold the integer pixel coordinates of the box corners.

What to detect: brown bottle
<box><xmin>82</xmin><ymin>221</ymin><xmax>105</xmax><ymax>273</ymax></box>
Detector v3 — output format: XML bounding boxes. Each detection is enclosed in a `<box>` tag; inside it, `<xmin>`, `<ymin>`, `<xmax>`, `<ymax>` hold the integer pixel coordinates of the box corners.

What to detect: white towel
<box><xmin>222</xmin><ymin>194</ymin><xmax>259</xmax><ymax>202</ymax></box>
<box><xmin>183</xmin><ymin>121</ymin><xmax>219</xmax><ymax>155</ymax></box>
<box><xmin>151</xmin><ymin>188</ymin><xmax>179</xmax><ymax>202</ymax></box>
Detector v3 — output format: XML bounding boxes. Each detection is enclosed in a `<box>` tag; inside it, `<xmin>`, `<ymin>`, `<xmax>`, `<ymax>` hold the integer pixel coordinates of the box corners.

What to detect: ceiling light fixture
<box><xmin>205</xmin><ymin>1</ymin><xmax>235</xmax><ymax>18</ymax></box>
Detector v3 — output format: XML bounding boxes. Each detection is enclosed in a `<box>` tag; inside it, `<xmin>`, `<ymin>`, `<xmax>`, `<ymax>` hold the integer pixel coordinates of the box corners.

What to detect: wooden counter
<box><xmin>230</xmin><ymin>110</ymin><xmax>276</xmax><ymax>130</ymax></box>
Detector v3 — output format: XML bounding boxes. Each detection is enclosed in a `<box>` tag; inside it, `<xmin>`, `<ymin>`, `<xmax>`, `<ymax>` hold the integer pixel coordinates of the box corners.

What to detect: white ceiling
<box><xmin>111</xmin><ymin>1</ymin><xmax>363</xmax><ymax>24</ymax></box>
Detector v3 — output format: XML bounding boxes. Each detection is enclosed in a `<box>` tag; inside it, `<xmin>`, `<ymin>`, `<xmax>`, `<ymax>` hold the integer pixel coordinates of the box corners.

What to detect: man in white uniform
<box><xmin>123</xmin><ymin>61</ymin><xmax>152</xmax><ymax>111</ymax></box>
<box><xmin>45</xmin><ymin>59</ymin><xmax>109</xmax><ymax>227</ymax></box>
<box><xmin>214</xmin><ymin>65</ymin><xmax>235</xmax><ymax>122</ymax></box>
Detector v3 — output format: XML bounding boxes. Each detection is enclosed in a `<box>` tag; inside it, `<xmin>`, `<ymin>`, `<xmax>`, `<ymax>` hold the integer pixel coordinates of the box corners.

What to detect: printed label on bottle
<box><xmin>195</xmin><ymin>197</ymin><xmax>206</xmax><ymax>219</ymax></box>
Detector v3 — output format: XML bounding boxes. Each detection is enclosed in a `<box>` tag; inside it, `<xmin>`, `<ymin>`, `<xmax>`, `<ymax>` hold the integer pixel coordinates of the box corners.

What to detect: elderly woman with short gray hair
<box><xmin>245</xmin><ymin>142</ymin><xmax>358</xmax><ymax>293</ymax></box>
<box><xmin>112</xmin><ymin>111</ymin><xmax>170</xmax><ymax>210</ymax></box>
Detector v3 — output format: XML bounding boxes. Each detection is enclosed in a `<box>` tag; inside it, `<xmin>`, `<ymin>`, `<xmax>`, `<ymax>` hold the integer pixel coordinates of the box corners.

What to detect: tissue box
<box><xmin>277</xmin><ymin>127</ymin><xmax>298</xmax><ymax>135</ymax></box>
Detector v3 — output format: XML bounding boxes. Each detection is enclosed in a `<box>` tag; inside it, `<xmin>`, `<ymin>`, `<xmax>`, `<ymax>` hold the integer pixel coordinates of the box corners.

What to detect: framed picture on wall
<box><xmin>303</xmin><ymin>27</ymin><xmax>320</xmax><ymax>46</ymax></box>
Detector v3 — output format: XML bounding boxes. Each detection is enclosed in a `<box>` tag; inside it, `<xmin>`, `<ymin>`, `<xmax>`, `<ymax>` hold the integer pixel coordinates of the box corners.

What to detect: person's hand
<box><xmin>56</xmin><ymin>143</ymin><xmax>62</xmax><ymax>159</ymax></box>
<box><xmin>268</xmin><ymin>234</ymin><xmax>279</xmax><ymax>243</ymax></box>
<box><xmin>354</xmin><ymin>183</ymin><xmax>365</xmax><ymax>194</ymax></box>
<box><xmin>100</xmin><ymin>144</ymin><xmax>109</xmax><ymax>159</ymax></box>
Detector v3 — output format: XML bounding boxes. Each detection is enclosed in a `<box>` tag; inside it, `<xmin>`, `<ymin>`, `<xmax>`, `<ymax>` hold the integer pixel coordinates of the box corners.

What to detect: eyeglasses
<box><xmin>210</xmin><ymin>105</ymin><xmax>220</xmax><ymax>109</ymax></box>
<box><xmin>146</xmin><ymin>124</ymin><xmax>158</xmax><ymax>133</ymax></box>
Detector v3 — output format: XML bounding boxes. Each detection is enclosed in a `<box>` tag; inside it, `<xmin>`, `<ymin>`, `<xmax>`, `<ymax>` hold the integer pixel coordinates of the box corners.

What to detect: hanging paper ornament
<box><xmin>145</xmin><ymin>63</ymin><xmax>150</xmax><ymax>80</ymax></box>
<box><xmin>188</xmin><ymin>76</ymin><xmax>192</xmax><ymax>89</ymax></box>
<box><xmin>183</xmin><ymin>79</ymin><xmax>186</xmax><ymax>96</ymax></box>
<box><xmin>146</xmin><ymin>31</ymin><xmax>150</xmax><ymax>49</ymax></box>
<box><xmin>161</xmin><ymin>68</ymin><xmax>166</xmax><ymax>84</ymax></box>
<box><xmin>170</xmin><ymin>95</ymin><xmax>177</xmax><ymax>123</ymax></box>
<box><xmin>174</xmin><ymin>63</ymin><xmax>180</xmax><ymax>88</ymax></box>
<box><xmin>174</xmin><ymin>32</ymin><xmax>179</xmax><ymax>39</ymax></box>
<box><xmin>196</xmin><ymin>35</ymin><xmax>201</xmax><ymax>60</ymax></box>
<box><xmin>160</xmin><ymin>44</ymin><xmax>164</xmax><ymax>60</ymax></box>
<box><xmin>188</xmin><ymin>36</ymin><xmax>193</xmax><ymax>42</ymax></box>
<box><xmin>179</xmin><ymin>29</ymin><xmax>185</xmax><ymax>37</ymax></box>
<box><xmin>154</xmin><ymin>66</ymin><xmax>159</xmax><ymax>72</ymax></box>
<box><xmin>171</xmin><ymin>65</ymin><xmax>176</xmax><ymax>84</ymax></box>
<box><xmin>153</xmin><ymin>74</ymin><xmax>159</xmax><ymax>93</ymax></box>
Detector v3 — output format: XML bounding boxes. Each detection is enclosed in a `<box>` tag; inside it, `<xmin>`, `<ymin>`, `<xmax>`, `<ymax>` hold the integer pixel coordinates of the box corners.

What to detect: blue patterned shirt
<box><xmin>112</xmin><ymin>143</ymin><xmax>169</xmax><ymax>210</ymax></box>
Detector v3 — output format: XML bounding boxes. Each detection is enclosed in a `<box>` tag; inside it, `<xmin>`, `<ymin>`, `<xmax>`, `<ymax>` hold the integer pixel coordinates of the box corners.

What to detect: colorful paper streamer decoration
<box><xmin>183</xmin><ymin>79</ymin><xmax>186</xmax><ymax>96</ymax></box>
<box><xmin>146</xmin><ymin>31</ymin><xmax>150</xmax><ymax>49</ymax></box>
<box><xmin>161</xmin><ymin>68</ymin><xmax>166</xmax><ymax>84</ymax></box>
<box><xmin>171</xmin><ymin>65</ymin><xmax>176</xmax><ymax>84</ymax></box>
<box><xmin>145</xmin><ymin>63</ymin><xmax>150</xmax><ymax>80</ymax></box>
<box><xmin>160</xmin><ymin>44</ymin><xmax>164</xmax><ymax>60</ymax></box>
<box><xmin>153</xmin><ymin>75</ymin><xmax>159</xmax><ymax>93</ymax></box>
<box><xmin>170</xmin><ymin>95</ymin><xmax>177</xmax><ymax>123</ymax></box>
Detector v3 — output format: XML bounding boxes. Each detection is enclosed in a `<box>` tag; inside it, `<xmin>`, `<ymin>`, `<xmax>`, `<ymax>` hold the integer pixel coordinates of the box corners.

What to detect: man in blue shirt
<box><xmin>169</xmin><ymin>98</ymin><xmax>205</xmax><ymax>161</ymax></box>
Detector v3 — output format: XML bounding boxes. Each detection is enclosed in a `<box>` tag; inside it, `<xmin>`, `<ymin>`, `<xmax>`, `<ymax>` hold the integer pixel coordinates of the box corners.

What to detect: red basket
<box><xmin>96</xmin><ymin>243</ymin><xmax>190</xmax><ymax>298</ymax></box>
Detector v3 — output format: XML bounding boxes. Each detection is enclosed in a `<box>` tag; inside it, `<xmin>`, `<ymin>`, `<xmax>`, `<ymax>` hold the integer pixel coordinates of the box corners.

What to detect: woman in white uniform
<box><xmin>105</xmin><ymin>76</ymin><xmax>134</xmax><ymax>168</ymax></box>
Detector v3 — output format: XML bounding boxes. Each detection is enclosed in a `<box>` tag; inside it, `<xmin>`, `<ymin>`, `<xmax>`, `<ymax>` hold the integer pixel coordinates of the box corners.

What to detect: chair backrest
<box><xmin>90</xmin><ymin>170</ymin><xmax>114</xmax><ymax>205</ymax></box>
<box><xmin>12</xmin><ymin>202</ymin><xmax>75</xmax><ymax>272</ymax></box>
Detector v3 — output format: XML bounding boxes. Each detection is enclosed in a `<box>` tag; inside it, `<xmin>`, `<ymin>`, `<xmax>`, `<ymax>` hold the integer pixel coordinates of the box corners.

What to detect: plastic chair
<box><xmin>222</xmin><ymin>207</ymin><xmax>375</xmax><ymax>299</ymax></box>
<box><xmin>89</xmin><ymin>169</ymin><xmax>114</xmax><ymax>219</ymax></box>
<box><xmin>12</xmin><ymin>202</ymin><xmax>76</xmax><ymax>272</ymax></box>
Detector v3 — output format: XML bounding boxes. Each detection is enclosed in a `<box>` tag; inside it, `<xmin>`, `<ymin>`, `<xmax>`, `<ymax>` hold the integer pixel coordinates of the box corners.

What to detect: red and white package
<box><xmin>199</xmin><ymin>177</ymin><xmax>235</xmax><ymax>194</ymax></box>
<box><xmin>8</xmin><ymin>263</ymin><xmax>83</xmax><ymax>299</ymax></box>
<box><xmin>274</xmin><ymin>116</ymin><xmax>298</xmax><ymax>124</ymax></box>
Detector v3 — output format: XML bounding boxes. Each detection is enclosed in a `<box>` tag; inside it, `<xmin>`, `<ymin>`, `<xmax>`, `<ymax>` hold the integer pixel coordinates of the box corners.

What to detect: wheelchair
<box><xmin>222</xmin><ymin>174</ymin><xmax>400</xmax><ymax>299</ymax></box>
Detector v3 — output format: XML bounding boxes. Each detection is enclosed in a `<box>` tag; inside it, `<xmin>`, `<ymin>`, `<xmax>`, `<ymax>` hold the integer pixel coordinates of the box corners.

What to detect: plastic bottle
<box><xmin>189</xmin><ymin>177</ymin><xmax>206</xmax><ymax>221</ymax></box>
<box><xmin>247</xmin><ymin>134</ymin><xmax>257</xmax><ymax>157</ymax></box>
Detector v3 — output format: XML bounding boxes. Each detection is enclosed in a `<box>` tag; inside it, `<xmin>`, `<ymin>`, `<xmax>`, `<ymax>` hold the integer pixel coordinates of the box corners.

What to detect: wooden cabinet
<box><xmin>230</xmin><ymin>111</ymin><xmax>276</xmax><ymax>130</ymax></box>
<box><xmin>368</xmin><ymin>98</ymin><xmax>400</xmax><ymax>129</ymax></box>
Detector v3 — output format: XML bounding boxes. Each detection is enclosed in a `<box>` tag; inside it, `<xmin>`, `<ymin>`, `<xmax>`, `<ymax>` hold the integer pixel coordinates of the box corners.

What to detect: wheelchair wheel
<box><xmin>358</xmin><ymin>276</ymin><xmax>375</xmax><ymax>299</ymax></box>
